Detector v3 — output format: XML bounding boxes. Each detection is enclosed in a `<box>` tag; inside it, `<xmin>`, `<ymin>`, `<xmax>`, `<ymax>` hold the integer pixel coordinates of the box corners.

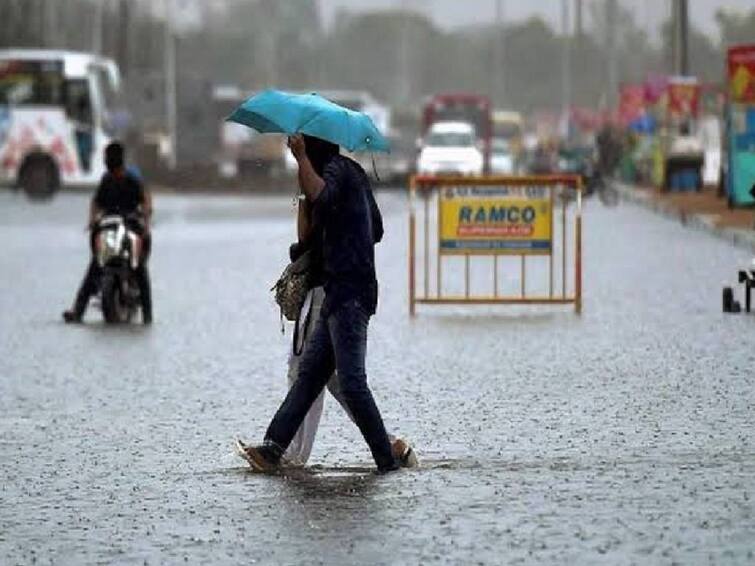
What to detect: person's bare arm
<box><xmin>142</xmin><ymin>189</ymin><xmax>153</xmax><ymax>224</ymax></box>
<box><xmin>288</xmin><ymin>135</ymin><xmax>325</xmax><ymax>201</ymax></box>
<box><xmin>297</xmin><ymin>197</ymin><xmax>313</xmax><ymax>242</ymax></box>
<box><xmin>88</xmin><ymin>199</ymin><xmax>100</xmax><ymax>228</ymax></box>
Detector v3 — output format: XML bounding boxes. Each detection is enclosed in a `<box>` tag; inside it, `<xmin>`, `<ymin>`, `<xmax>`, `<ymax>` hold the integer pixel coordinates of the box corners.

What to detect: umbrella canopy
<box><xmin>226</xmin><ymin>89</ymin><xmax>390</xmax><ymax>153</ymax></box>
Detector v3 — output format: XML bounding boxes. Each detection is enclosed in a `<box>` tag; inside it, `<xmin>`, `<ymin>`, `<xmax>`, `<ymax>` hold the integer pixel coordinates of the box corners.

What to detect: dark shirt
<box><xmin>93</xmin><ymin>171</ymin><xmax>145</xmax><ymax>216</ymax></box>
<box><xmin>312</xmin><ymin>155</ymin><xmax>383</xmax><ymax>317</ymax></box>
<box><xmin>289</xmin><ymin>228</ymin><xmax>326</xmax><ymax>288</ymax></box>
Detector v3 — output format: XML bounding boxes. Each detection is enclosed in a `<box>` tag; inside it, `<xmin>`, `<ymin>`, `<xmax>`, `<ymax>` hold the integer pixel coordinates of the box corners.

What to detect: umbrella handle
<box><xmin>372</xmin><ymin>154</ymin><xmax>381</xmax><ymax>183</ymax></box>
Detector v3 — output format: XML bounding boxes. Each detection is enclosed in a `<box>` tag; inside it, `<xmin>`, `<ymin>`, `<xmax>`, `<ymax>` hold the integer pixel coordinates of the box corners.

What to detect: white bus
<box><xmin>0</xmin><ymin>49</ymin><xmax>121</xmax><ymax>197</ymax></box>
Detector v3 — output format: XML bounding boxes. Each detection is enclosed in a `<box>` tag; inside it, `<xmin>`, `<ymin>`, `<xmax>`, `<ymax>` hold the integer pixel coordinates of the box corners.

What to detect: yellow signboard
<box><xmin>439</xmin><ymin>185</ymin><xmax>552</xmax><ymax>254</ymax></box>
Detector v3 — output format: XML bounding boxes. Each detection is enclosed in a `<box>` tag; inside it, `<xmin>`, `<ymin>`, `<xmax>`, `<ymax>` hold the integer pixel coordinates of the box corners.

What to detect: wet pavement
<box><xmin>0</xmin><ymin>188</ymin><xmax>753</xmax><ymax>565</ymax></box>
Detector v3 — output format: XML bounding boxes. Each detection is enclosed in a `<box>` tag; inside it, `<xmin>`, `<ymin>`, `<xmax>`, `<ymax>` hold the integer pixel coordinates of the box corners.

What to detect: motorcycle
<box><xmin>558</xmin><ymin>148</ymin><xmax>619</xmax><ymax>207</ymax></box>
<box><xmin>93</xmin><ymin>214</ymin><xmax>145</xmax><ymax>323</ymax></box>
<box><xmin>581</xmin><ymin>160</ymin><xmax>619</xmax><ymax>207</ymax></box>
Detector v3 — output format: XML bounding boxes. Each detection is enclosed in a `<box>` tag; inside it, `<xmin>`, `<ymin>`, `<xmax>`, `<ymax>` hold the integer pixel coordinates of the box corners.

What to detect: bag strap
<box><xmin>292</xmin><ymin>290</ymin><xmax>314</xmax><ymax>356</ymax></box>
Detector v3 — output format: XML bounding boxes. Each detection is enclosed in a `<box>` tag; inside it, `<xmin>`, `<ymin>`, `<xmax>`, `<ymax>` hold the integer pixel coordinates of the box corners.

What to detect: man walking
<box><xmin>239</xmin><ymin>134</ymin><xmax>399</xmax><ymax>473</ymax></box>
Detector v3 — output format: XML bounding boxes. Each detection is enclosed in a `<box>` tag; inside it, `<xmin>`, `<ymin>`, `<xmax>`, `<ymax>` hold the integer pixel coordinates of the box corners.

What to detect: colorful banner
<box><xmin>439</xmin><ymin>186</ymin><xmax>552</xmax><ymax>255</ymax></box>
<box><xmin>618</xmin><ymin>83</ymin><xmax>646</xmax><ymax>126</ymax></box>
<box><xmin>728</xmin><ymin>44</ymin><xmax>755</xmax><ymax>104</ymax></box>
<box><xmin>644</xmin><ymin>74</ymin><xmax>669</xmax><ymax>105</ymax></box>
<box><xmin>700</xmin><ymin>83</ymin><xmax>725</xmax><ymax>115</ymax></box>
<box><xmin>667</xmin><ymin>76</ymin><xmax>700</xmax><ymax>120</ymax></box>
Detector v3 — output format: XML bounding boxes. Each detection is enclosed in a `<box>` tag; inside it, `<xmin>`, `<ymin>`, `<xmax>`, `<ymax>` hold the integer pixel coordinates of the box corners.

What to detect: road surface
<box><xmin>0</xmin><ymin>189</ymin><xmax>753</xmax><ymax>564</ymax></box>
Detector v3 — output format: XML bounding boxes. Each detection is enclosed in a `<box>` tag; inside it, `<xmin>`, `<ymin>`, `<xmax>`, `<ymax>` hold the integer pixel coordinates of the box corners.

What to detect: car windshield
<box><xmin>492</xmin><ymin>139</ymin><xmax>510</xmax><ymax>154</ymax></box>
<box><xmin>493</xmin><ymin>121</ymin><xmax>521</xmax><ymax>139</ymax></box>
<box><xmin>426</xmin><ymin>132</ymin><xmax>474</xmax><ymax>147</ymax></box>
<box><xmin>430</xmin><ymin>103</ymin><xmax>486</xmax><ymax>137</ymax></box>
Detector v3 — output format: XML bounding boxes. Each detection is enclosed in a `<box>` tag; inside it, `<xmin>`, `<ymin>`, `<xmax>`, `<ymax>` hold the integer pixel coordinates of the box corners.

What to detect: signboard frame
<box><xmin>409</xmin><ymin>175</ymin><xmax>583</xmax><ymax>315</ymax></box>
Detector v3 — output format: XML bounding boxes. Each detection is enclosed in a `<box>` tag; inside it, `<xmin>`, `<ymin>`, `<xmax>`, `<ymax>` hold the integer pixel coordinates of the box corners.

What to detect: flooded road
<box><xmin>0</xmin><ymin>189</ymin><xmax>753</xmax><ymax>564</ymax></box>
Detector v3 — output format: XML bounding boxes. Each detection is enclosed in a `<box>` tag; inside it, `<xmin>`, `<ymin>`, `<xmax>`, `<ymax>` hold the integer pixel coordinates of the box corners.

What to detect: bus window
<box><xmin>0</xmin><ymin>60</ymin><xmax>64</xmax><ymax>105</ymax></box>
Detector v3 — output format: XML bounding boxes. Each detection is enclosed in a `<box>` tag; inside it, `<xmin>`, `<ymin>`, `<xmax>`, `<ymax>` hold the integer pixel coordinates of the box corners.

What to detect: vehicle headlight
<box><xmin>105</xmin><ymin>230</ymin><xmax>119</xmax><ymax>251</ymax></box>
<box><xmin>97</xmin><ymin>230</ymin><xmax>120</xmax><ymax>265</ymax></box>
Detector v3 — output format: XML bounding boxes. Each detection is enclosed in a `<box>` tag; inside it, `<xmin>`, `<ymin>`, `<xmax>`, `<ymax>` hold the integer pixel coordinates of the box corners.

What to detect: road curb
<box><xmin>615</xmin><ymin>182</ymin><xmax>755</xmax><ymax>253</ymax></box>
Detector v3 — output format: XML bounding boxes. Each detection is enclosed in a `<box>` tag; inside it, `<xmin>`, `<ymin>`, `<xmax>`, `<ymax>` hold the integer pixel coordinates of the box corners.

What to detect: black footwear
<box><xmin>391</xmin><ymin>438</ymin><xmax>419</xmax><ymax>468</ymax></box>
<box><xmin>377</xmin><ymin>460</ymin><xmax>401</xmax><ymax>474</ymax></box>
<box><xmin>62</xmin><ymin>310</ymin><xmax>82</xmax><ymax>324</ymax></box>
<box><xmin>235</xmin><ymin>439</ymin><xmax>281</xmax><ymax>473</ymax></box>
<box><xmin>142</xmin><ymin>311</ymin><xmax>153</xmax><ymax>325</ymax></box>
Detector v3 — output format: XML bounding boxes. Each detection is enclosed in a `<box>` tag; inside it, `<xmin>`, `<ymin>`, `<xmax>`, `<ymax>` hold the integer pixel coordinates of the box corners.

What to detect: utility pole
<box><xmin>42</xmin><ymin>0</ymin><xmax>55</xmax><ymax>47</ymax></box>
<box><xmin>259</xmin><ymin>0</ymin><xmax>279</xmax><ymax>87</ymax></box>
<box><xmin>574</xmin><ymin>0</ymin><xmax>583</xmax><ymax>108</ymax></box>
<box><xmin>117</xmin><ymin>0</ymin><xmax>130</xmax><ymax>79</ymax></box>
<box><xmin>561</xmin><ymin>0</ymin><xmax>571</xmax><ymax>135</ymax></box>
<box><xmin>671</xmin><ymin>0</ymin><xmax>689</xmax><ymax>75</ymax></box>
<box><xmin>493</xmin><ymin>0</ymin><xmax>505</xmax><ymax>107</ymax></box>
<box><xmin>92</xmin><ymin>0</ymin><xmax>105</xmax><ymax>54</ymax></box>
<box><xmin>164</xmin><ymin>0</ymin><xmax>177</xmax><ymax>169</ymax></box>
<box><xmin>397</xmin><ymin>0</ymin><xmax>419</xmax><ymax>107</ymax></box>
<box><xmin>680</xmin><ymin>0</ymin><xmax>688</xmax><ymax>75</ymax></box>
<box><xmin>606</xmin><ymin>0</ymin><xmax>618</xmax><ymax>109</ymax></box>
<box><xmin>50</xmin><ymin>0</ymin><xmax>64</xmax><ymax>48</ymax></box>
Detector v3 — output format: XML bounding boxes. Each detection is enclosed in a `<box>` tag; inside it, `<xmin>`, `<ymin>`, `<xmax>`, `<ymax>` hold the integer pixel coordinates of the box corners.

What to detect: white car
<box><xmin>417</xmin><ymin>121</ymin><xmax>483</xmax><ymax>176</ymax></box>
<box><xmin>491</xmin><ymin>138</ymin><xmax>515</xmax><ymax>174</ymax></box>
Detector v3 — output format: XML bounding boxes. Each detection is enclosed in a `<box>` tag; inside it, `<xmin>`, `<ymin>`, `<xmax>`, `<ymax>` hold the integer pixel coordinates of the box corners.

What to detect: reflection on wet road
<box><xmin>0</xmin><ymin>190</ymin><xmax>753</xmax><ymax>564</ymax></box>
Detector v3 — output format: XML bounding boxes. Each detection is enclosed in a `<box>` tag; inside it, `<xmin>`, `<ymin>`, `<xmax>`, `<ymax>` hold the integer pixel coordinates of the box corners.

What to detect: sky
<box><xmin>318</xmin><ymin>0</ymin><xmax>755</xmax><ymax>42</ymax></box>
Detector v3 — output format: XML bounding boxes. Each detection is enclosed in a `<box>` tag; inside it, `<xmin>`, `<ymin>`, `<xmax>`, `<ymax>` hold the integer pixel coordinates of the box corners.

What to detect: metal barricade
<box><xmin>408</xmin><ymin>175</ymin><xmax>583</xmax><ymax>315</ymax></box>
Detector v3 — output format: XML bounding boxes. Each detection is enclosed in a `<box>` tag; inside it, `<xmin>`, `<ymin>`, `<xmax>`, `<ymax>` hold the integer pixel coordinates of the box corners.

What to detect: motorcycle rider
<box><xmin>63</xmin><ymin>142</ymin><xmax>153</xmax><ymax>324</ymax></box>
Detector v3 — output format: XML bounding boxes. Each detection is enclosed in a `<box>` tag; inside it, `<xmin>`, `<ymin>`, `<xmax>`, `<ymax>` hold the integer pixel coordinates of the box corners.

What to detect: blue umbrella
<box><xmin>226</xmin><ymin>89</ymin><xmax>390</xmax><ymax>153</ymax></box>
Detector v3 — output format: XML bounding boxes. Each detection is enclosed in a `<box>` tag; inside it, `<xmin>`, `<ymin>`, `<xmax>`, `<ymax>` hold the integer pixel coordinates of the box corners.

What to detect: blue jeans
<box><xmin>265</xmin><ymin>299</ymin><xmax>395</xmax><ymax>471</ymax></box>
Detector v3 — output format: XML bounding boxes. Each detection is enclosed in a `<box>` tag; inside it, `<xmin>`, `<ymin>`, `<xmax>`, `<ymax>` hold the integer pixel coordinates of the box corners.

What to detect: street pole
<box><xmin>263</xmin><ymin>0</ymin><xmax>278</xmax><ymax>87</ymax></box>
<box><xmin>561</xmin><ymin>0</ymin><xmax>571</xmax><ymax>138</ymax></box>
<box><xmin>42</xmin><ymin>0</ymin><xmax>54</xmax><ymax>47</ymax></box>
<box><xmin>493</xmin><ymin>0</ymin><xmax>505</xmax><ymax>107</ymax></box>
<box><xmin>670</xmin><ymin>0</ymin><xmax>689</xmax><ymax>75</ymax></box>
<box><xmin>163</xmin><ymin>0</ymin><xmax>177</xmax><ymax>169</ymax></box>
<box><xmin>93</xmin><ymin>0</ymin><xmax>105</xmax><ymax>54</ymax></box>
<box><xmin>671</xmin><ymin>0</ymin><xmax>678</xmax><ymax>74</ymax></box>
<box><xmin>117</xmin><ymin>0</ymin><xmax>130</xmax><ymax>79</ymax></box>
<box><xmin>679</xmin><ymin>0</ymin><xmax>689</xmax><ymax>75</ymax></box>
<box><xmin>606</xmin><ymin>0</ymin><xmax>618</xmax><ymax>109</ymax></box>
<box><xmin>398</xmin><ymin>0</ymin><xmax>413</xmax><ymax>106</ymax></box>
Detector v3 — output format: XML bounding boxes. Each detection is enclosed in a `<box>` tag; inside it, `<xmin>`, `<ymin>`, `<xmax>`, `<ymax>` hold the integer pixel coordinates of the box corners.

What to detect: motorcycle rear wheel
<box><xmin>101</xmin><ymin>274</ymin><xmax>129</xmax><ymax>323</ymax></box>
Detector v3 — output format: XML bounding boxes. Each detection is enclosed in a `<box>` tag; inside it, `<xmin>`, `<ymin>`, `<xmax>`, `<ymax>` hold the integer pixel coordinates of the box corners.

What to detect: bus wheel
<box><xmin>19</xmin><ymin>155</ymin><xmax>59</xmax><ymax>200</ymax></box>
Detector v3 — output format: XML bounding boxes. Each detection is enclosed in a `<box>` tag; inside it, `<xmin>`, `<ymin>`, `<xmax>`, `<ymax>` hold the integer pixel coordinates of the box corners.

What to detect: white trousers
<box><xmin>283</xmin><ymin>287</ymin><xmax>393</xmax><ymax>465</ymax></box>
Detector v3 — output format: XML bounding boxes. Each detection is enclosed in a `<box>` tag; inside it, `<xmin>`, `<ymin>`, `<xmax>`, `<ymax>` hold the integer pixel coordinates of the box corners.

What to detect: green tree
<box><xmin>715</xmin><ymin>8</ymin><xmax>755</xmax><ymax>48</ymax></box>
<box><xmin>320</xmin><ymin>10</ymin><xmax>438</xmax><ymax>104</ymax></box>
